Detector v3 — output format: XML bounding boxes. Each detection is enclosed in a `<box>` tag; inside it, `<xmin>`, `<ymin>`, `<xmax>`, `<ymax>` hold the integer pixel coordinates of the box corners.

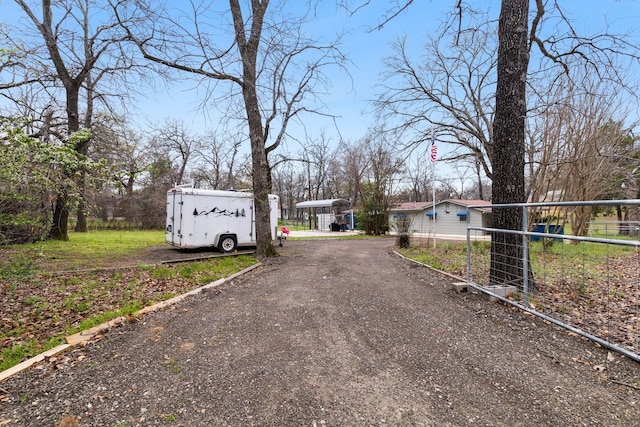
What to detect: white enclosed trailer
<box><xmin>166</xmin><ymin>186</ymin><xmax>280</xmax><ymax>252</ymax></box>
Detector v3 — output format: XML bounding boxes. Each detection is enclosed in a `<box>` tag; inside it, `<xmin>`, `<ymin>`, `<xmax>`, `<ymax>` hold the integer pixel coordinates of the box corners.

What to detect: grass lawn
<box><xmin>0</xmin><ymin>230</ymin><xmax>258</xmax><ymax>371</ymax></box>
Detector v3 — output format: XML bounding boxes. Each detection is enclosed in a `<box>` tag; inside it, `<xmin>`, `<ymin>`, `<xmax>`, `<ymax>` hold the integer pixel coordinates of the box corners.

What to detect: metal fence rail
<box><xmin>466</xmin><ymin>200</ymin><xmax>640</xmax><ymax>361</ymax></box>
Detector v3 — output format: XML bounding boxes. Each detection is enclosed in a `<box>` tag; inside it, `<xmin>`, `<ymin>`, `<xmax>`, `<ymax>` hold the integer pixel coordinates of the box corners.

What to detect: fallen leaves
<box><xmin>518</xmin><ymin>252</ymin><xmax>640</xmax><ymax>356</ymax></box>
<box><xmin>571</xmin><ymin>357</ymin><xmax>590</xmax><ymax>365</ymax></box>
<box><xmin>0</xmin><ymin>266</ymin><xmax>208</xmax><ymax>369</ymax></box>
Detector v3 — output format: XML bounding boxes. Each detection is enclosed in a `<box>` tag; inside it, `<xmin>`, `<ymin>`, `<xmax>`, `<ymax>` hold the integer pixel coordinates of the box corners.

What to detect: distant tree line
<box><xmin>1</xmin><ymin>0</ymin><xmax>639</xmax><ymax>252</ymax></box>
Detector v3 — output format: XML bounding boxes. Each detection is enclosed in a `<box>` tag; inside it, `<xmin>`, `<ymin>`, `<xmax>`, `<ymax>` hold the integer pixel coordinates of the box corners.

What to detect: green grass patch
<box><xmin>0</xmin><ymin>256</ymin><xmax>38</xmax><ymax>294</ymax></box>
<box><xmin>67</xmin><ymin>302</ymin><xmax>143</xmax><ymax>336</ymax></box>
<box><xmin>0</xmin><ymin>256</ymin><xmax>37</xmax><ymax>280</ymax></box>
<box><xmin>531</xmin><ymin>239</ymin><xmax>634</xmax><ymax>258</ymax></box>
<box><xmin>398</xmin><ymin>243</ymin><xmax>468</xmax><ymax>273</ymax></box>
<box><xmin>6</xmin><ymin>230</ymin><xmax>165</xmax><ymax>272</ymax></box>
<box><xmin>157</xmin><ymin>292</ymin><xmax>178</xmax><ymax>301</ymax></box>
<box><xmin>0</xmin><ymin>335</ymin><xmax>62</xmax><ymax>372</ymax></box>
<box><xmin>398</xmin><ymin>237</ymin><xmax>637</xmax><ymax>279</ymax></box>
<box><xmin>43</xmin><ymin>336</ymin><xmax>66</xmax><ymax>351</ymax></box>
<box><xmin>0</xmin><ymin>341</ymin><xmax>38</xmax><ymax>371</ymax></box>
<box><xmin>1</xmin><ymin>230</ymin><xmax>261</xmax><ymax>372</ymax></box>
<box><xmin>152</xmin><ymin>266</ymin><xmax>177</xmax><ymax>280</ymax></box>
<box><xmin>23</xmin><ymin>295</ymin><xmax>46</xmax><ymax>306</ymax></box>
<box><xmin>167</xmin><ymin>255</ymin><xmax>258</xmax><ymax>284</ymax></box>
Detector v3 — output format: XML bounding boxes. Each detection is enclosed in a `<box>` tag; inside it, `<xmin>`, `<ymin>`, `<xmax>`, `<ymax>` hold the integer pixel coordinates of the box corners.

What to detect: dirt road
<box><xmin>2</xmin><ymin>238</ymin><xmax>639</xmax><ymax>426</ymax></box>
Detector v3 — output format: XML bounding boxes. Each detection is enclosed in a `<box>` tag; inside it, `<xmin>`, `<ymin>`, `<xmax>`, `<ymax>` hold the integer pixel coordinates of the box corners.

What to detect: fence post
<box><xmin>466</xmin><ymin>208</ymin><xmax>471</xmax><ymax>283</ymax></box>
<box><xmin>522</xmin><ymin>206</ymin><xmax>529</xmax><ymax>307</ymax></box>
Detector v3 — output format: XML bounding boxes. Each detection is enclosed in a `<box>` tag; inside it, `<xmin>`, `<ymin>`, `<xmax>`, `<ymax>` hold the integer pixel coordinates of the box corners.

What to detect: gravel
<box><xmin>1</xmin><ymin>238</ymin><xmax>639</xmax><ymax>426</ymax></box>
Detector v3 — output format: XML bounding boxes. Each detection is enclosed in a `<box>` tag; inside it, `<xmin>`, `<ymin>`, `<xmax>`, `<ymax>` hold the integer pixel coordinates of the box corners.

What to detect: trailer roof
<box><xmin>296</xmin><ymin>199</ymin><xmax>351</xmax><ymax>210</ymax></box>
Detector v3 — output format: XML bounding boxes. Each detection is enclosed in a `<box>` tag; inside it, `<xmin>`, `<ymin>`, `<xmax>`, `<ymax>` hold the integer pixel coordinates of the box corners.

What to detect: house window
<box><xmin>457</xmin><ymin>212</ymin><xmax>467</xmax><ymax>222</ymax></box>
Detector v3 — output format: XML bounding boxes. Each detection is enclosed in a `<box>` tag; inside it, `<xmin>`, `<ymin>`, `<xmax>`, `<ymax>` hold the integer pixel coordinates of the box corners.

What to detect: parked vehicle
<box><xmin>166</xmin><ymin>185</ymin><xmax>280</xmax><ymax>252</ymax></box>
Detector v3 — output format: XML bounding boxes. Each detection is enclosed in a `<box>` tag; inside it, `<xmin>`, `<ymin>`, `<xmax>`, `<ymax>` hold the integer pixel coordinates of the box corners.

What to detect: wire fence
<box><xmin>466</xmin><ymin>200</ymin><xmax>640</xmax><ymax>361</ymax></box>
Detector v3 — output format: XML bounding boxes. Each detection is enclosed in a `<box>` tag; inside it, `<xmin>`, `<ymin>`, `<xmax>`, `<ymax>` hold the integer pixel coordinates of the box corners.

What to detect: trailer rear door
<box><xmin>166</xmin><ymin>190</ymin><xmax>183</xmax><ymax>246</ymax></box>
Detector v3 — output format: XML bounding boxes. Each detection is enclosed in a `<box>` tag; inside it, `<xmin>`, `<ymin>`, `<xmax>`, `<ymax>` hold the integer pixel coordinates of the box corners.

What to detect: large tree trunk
<box><xmin>75</xmin><ymin>170</ymin><xmax>88</xmax><ymax>232</ymax></box>
<box><xmin>50</xmin><ymin>86</ymin><xmax>81</xmax><ymax>239</ymax></box>
<box><xmin>244</xmin><ymin>74</ymin><xmax>276</xmax><ymax>257</ymax></box>
<box><xmin>76</xmin><ymin>72</ymin><xmax>95</xmax><ymax>233</ymax></box>
<box><xmin>489</xmin><ymin>0</ymin><xmax>533</xmax><ymax>288</ymax></box>
<box><xmin>231</xmin><ymin>0</ymin><xmax>276</xmax><ymax>258</ymax></box>
<box><xmin>49</xmin><ymin>191</ymin><xmax>70</xmax><ymax>241</ymax></box>
<box><xmin>249</xmin><ymin>122</ymin><xmax>277</xmax><ymax>258</ymax></box>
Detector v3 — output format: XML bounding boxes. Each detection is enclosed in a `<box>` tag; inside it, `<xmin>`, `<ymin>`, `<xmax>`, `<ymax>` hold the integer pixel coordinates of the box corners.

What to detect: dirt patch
<box><xmin>80</xmin><ymin>244</ymin><xmax>252</xmax><ymax>271</ymax></box>
<box><xmin>1</xmin><ymin>238</ymin><xmax>640</xmax><ymax>426</ymax></box>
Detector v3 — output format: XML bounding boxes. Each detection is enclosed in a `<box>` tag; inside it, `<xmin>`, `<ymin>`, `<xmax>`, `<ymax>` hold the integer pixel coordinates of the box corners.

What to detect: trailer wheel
<box><xmin>218</xmin><ymin>235</ymin><xmax>237</xmax><ymax>253</ymax></box>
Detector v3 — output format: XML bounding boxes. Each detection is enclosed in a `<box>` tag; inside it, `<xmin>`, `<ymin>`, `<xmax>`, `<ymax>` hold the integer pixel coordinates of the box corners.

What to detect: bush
<box><xmin>396</xmin><ymin>232</ymin><xmax>411</xmax><ymax>248</ymax></box>
<box><xmin>392</xmin><ymin>215</ymin><xmax>413</xmax><ymax>248</ymax></box>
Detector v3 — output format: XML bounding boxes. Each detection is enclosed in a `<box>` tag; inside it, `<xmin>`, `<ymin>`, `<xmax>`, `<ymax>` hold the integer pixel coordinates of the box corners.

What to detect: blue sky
<box><xmin>142</xmin><ymin>1</ymin><xmax>478</xmax><ymax>139</ymax></box>
<box><xmin>134</xmin><ymin>1</ymin><xmax>459</xmax><ymax>142</ymax></box>
<box><xmin>134</xmin><ymin>0</ymin><xmax>640</xmax><ymax>148</ymax></box>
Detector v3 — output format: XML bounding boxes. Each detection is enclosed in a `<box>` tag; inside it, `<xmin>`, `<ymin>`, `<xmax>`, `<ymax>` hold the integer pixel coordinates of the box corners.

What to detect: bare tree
<box><xmin>191</xmin><ymin>131</ymin><xmax>245</xmax><ymax>190</ymax></box>
<box><xmin>88</xmin><ymin>114</ymin><xmax>149</xmax><ymax>222</ymax></box>
<box><xmin>358</xmin><ymin>131</ymin><xmax>404</xmax><ymax>235</ymax></box>
<box><xmin>370</xmin><ymin>0</ymin><xmax>638</xmax><ymax>287</ymax></box>
<box><xmin>271</xmin><ymin>160</ymin><xmax>308</xmax><ymax>219</ymax></box>
<box><xmin>375</xmin><ymin>7</ymin><xmax>496</xmax><ymax>182</ymax></box>
<box><xmin>148</xmin><ymin>119</ymin><xmax>200</xmax><ymax>187</ymax></box>
<box><xmin>492</xmin><ymin>0</ymin><xmax>640</xmax><ymax>285</ymax></box>
<box><xmin>323</xmin><ymin>154</ymin><xmax>348</xmax><ymax>200</ymax></box>
<box><xmin>528</xmin><ymin>71</ymin><xmax>639</xmax><ymax>236</ymax></box>
<box><xmin>5</xmin><ymin>0</ymin><xmax>142</xmax><ymax>239</ymax></box>
<box><xmin>304</xmin><ymin>132</ymin><xmax>335</xmax><ymax>200</ymax></box>
<box><xmin>403</xmin><ymin>151</ymin><xmax>435</xmax><ymax>202</ymax></box>
<box><xmin>114</xmin><ymin>0</ymin><xmax>347</xmax><ymax>257</ymax></box>
<box><xmin>340</xmin><ymin>139</ymin><xmax>368</xmax><ymax>208</ymax></box>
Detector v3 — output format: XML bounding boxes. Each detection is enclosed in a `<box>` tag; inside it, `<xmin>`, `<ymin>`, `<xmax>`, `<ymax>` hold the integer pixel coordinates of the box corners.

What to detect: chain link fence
<box><xmin>466</xmin><ymin>200</ymin><xmax>640</xmax><ymax>361</ymax></box>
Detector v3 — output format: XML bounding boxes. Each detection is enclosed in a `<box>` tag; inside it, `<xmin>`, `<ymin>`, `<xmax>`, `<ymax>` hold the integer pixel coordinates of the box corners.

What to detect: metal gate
<box><xmin>465</xmin><ymin>199</ymin><xmax>640</xmax><ymax>361</ymax></box>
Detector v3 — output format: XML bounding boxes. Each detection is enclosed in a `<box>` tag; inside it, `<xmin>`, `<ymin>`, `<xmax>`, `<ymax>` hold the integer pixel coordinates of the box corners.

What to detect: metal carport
<box><xmin>295</xmin><ymin>199</ymin><xmax>352</xmax><ymax>231</ymax></box>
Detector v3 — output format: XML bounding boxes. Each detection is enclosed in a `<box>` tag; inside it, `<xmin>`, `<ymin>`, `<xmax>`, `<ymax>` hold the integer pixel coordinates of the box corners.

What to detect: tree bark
<box><xmin>50</xmin><ymin>83</ymin><xmax>82</xmax><ymax>239</ymax></box>
<box><xmin>230</xmin><ymin>0</ymin><xmax>277</xmax><ymax>258</ymax></box>
<box><xmin>49</xmin><ymin>191</ymin><xmax>70</xmax><ymax>241</ymax></box>
<box><xmin>75</xmin><ymin>170</ymin><xmax>88</xmax><ymax>233</ymax></box>
<box><xmin>489</xmin><ymin>0</ymin><xmax>533</xmax><ymax>288</ymax></box>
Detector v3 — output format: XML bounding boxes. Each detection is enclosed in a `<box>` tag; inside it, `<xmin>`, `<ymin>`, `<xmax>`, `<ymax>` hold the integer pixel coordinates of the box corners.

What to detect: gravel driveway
<box><xmin>2</xmin><ymin>238</ymin><xmax>639</xmax><ymax>426</ymax></box>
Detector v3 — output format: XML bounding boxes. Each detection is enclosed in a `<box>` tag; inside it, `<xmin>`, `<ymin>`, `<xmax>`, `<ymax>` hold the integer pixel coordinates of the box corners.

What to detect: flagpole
<box><xmin>431</xmin><ymin>129</ymin><xmax>436</xmax><ymax>249</ymax></box>
<box><xmin>432</xmin><ymin>162</ymin><xmax>436</xmax><ymax>249</ymax></box>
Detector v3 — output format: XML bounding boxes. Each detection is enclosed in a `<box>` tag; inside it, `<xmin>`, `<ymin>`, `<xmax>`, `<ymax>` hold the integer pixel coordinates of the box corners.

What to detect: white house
<box><xmin>388</xmin><ymin>199</ymin><xmax>492</xmax><ymax>237</ymax></box>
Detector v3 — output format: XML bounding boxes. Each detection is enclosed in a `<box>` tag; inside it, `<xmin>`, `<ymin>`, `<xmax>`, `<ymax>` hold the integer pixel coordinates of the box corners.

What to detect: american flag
<box><xmin>430</xmin><ymin>131</ymin><xmax>437</xmax><ymax>163</ymax></box>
